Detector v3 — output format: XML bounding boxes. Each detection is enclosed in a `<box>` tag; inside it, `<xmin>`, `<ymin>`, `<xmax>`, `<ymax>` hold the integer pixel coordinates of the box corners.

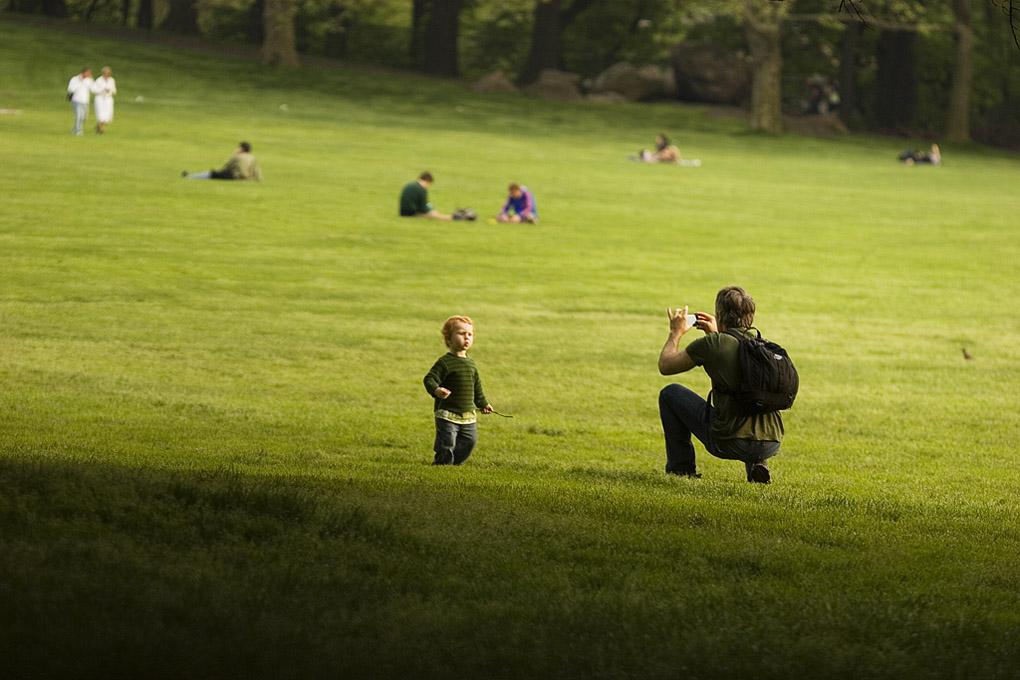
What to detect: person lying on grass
<box><xmin>641</xmin><ymin>133</ymin><xmax>682</xmax><ymax>163</ymax></box>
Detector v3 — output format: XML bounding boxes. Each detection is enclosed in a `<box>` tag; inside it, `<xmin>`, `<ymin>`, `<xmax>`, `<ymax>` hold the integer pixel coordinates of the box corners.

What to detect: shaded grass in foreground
<box><xmin>2</xmin><ymin>457</ymin><xmax>1019</xmax><ymax>679</ymax></box>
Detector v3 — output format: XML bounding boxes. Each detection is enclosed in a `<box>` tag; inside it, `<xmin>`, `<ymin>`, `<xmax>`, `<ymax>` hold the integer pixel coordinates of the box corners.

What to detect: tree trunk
<box><xmin>36</xmin><ymin>0</ymin><xmax>67</xmax><ymax>17</ymax></box>
<box><xmin>874</xmin><ymin>30</ymin><xmax>917</xmax><ymax>132</ymax></box>
<box><xmin>838</xmin><ymin>19</ymin><xmax>861</xmax><ymax>127</ymax></box>
<box><xmin>323</xmin><ymin>1</ymin><xmax>348</xmax><ymax>59</ymax></box>
<box><xmin>410</xmin><ymin>0</ymin><xmax>429</xmax><ymax>69</ymax></box>
<box><xmin>946</xmin><ymin>0</ymin><xmax>973</xmax><ymax>142</ymax></box>
<box><xmin>247</xmin><ymin>0</ymin><xmax>265</xmax><ymax>44</ymax></box>
<box><xmin>521</xmin><ymin>0</ymin><xmax>561</xmax><ymax>84</ymax></box>
<box><xmin>136</xmin><ymin>0</ymin><xmax>153</xmax><ymax>28</ymax></box>
<box><xmin>518</xmin><ymin>0</ymin><xmax>600</xmax><ymax>84</ymax></box>
<box><xmin>160</xmin><ymin>0</ymin><xmax>198</xmax><ymax>34</ymax></box>
<box><xmin>262</xmin><ymin>0</ymin><xmax>300</xmax><ymax>67</ymax></box>
<box><xmin>423</xmin><ymin>0</ymin><xmax>462</xmax><ymax>77</ymax></box>
<box><xmin>744</xmin><ymin>0</ymin><xmax>784</xmax><ymax>134</ymax></box>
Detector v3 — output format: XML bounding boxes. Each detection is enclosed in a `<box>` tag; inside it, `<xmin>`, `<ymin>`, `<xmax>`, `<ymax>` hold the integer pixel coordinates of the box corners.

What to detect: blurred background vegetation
<box><xmin>6</xmin><ymin>0</ymin><xmax>1020</xmax><ymax>146</ymax></box>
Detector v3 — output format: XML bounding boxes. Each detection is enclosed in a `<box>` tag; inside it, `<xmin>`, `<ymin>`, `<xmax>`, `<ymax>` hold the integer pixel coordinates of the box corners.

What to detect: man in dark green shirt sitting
<box><xmin>399</xmin><ymin>171</ymin><xmax>451</xmax><ymax>220</ymax></box>
<box><xmin>657</xmin><ymin>286</ymin><xmax>784</xmax><ymax>483</ymax></box>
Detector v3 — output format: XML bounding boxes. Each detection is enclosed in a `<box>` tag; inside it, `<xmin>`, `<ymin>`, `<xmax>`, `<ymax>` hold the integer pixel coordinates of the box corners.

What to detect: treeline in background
<box><xmin>7</xmin><ymin>0</ymin><xmax>1020</xmax><ymax>147</ymax></box>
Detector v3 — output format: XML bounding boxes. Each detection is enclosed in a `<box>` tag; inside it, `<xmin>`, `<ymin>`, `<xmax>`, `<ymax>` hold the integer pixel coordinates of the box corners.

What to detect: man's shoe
<box><xmin>668</xmin><ymin>469</ymin><xmax>701</xmax><ymax>479</ymax></box>
<box><xmin>749</xmin><ymin>463</ymin><xmax>771</xmax><ymax>484</ymax></box>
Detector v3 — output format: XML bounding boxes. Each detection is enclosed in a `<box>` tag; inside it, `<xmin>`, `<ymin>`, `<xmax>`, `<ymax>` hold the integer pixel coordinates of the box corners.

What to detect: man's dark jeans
<box><xmin>658</xmin><ymin>383</ymin><xmax>779</xmax><ymax>480</ymax></box>
<box><xmin>433</xmin><ymin>418</ymin><xmax>477</xmax><ymax>465</ymax></box>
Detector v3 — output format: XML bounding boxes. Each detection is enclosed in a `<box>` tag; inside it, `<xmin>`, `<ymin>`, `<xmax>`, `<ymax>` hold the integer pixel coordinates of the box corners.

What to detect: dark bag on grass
<box><xmin>721</xmin><ymin>328</ymin><xmax>799</xmax><ymax>414</ymax></box>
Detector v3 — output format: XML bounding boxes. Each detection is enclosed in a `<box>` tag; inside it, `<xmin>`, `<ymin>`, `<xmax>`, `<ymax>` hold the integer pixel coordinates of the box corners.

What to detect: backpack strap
<box><xmin>724</xmin><ymin>327</ymin><xmax>760</xmax><ymax>341</ymax></box>
<box><xmin>714</xmin><ymin>328</ymin><xmax>756</xmax><ymax>425</ymax></box>
<box><xmin>718</xmin><ymin>330</ymin><xmax>745</xmax><ymax>394</ymax></box>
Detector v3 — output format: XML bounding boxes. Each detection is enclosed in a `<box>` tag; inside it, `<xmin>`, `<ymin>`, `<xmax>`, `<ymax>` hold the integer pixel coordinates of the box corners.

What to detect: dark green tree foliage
<box><xmin>322</xmin><ymin>1</ymin><xmax>348</xmax><ymax>58</ymax></box>
<box><xmin>561</xmin><ymin>0</ymin><xmax>681</xmax><ymax>77</ymax></box>
<box><xmin>9</xmin><ymin>0</ymin><xmax>66</xmax><ymax>17</ymax></box>
<box><xmin>461</xmin><ymin>6</ymin><xmax>532</xmax><ymax>78</ymax></box>
<box><xmin>294</xmin><ymin>0</ymin><xmax>348</xmax><ymax>58</ymax></box>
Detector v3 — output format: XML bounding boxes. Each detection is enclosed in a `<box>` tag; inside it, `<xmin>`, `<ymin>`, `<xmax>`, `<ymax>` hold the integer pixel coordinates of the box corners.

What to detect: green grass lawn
<box><xmin>2</xmin><ymin>17</ymin><xmax>1020</xmax><ymax>679</ymax></box>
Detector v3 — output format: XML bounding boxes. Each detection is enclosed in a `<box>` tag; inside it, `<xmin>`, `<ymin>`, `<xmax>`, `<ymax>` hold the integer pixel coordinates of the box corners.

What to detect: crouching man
<box><xmin>657</xmin><ymin>286</ymin><xmax>783</xmax><ymax>483</ymax></box>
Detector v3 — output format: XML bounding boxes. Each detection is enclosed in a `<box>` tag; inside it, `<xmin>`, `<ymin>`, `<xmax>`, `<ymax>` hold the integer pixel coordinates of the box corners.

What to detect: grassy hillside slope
<box><xmin>2</xmin><ymin>17</ymin><xmax>1019</xmax><ymax>679</ymax></box>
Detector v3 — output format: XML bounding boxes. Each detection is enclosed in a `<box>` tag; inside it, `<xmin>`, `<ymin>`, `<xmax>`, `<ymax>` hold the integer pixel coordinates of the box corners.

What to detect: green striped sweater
<box><xmin>423</xmin><ymin>353</ymin><xmax>488</xmax><ymax>416</ymax></box>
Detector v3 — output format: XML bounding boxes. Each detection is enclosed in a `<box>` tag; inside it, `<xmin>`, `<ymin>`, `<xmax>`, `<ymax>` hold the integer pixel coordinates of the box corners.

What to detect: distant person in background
<box><xmin>399</xmin><ymin>171</ymin><xmax>451</xmax><ymax>220</ymax></box>
<box><xmin>899</xmin><ymin>143</ymin><xmax>941</xmax><ymax>166</ymax></box>
<box><xmin>632</xmin><ymin>134</ymin><xmax>701</xmax><ymax>165</ymax></box>
<box><xmin>641</xmin><ymin>134</ymin><xmax>682</xmax><ymax>163</ymax></box>
<box><xmin>91</xmin><ymin>66</ymin><xmax>117</xmax><ymax>134</ymax></box>
<box><xmin>66</xmin><ymin>67</ymin><xmax>93</xmax><ymax>136</ymax></box>
<box><xmin>182</xmin><ymin>142</ymin><xmax>262</xmax><ymax>180</ymax></box>
<box><xmin>497</xmin><ymin>182</ymin><xmax>538</xmax><ymax>224</ymax></box>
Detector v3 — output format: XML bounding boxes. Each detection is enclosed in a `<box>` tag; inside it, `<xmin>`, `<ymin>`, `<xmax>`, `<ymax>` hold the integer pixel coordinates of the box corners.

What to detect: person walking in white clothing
<box><xmin>91</xmin><ymin>66</ymin><xmax>117</xmax><ymax>134</ymax></box>
<box><xmin>67</xmin><ymin>67</ymin><xmax>93</xmax><ymax>136</ymax></box>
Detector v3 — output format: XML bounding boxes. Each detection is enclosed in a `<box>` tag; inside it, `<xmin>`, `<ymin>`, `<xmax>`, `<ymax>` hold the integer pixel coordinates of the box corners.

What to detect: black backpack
<box><xmin>720</xmin><ymin>328</ymin><xmax>799</xmax><ymax>415</ymax></box>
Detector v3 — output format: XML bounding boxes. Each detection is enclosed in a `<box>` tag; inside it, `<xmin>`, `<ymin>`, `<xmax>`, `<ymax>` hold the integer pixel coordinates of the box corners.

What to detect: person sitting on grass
<box><xmin>657</xmin><ymin>286</ymin><xmax>784</xmax><ymax>484</ymax></box>
<box><xmin>182</xmin><ymin>142</ymin><xmax>262</xmax><ymax>180</ymax></box>
<box><xmin>497</xmin><ymin>182</ymin><xmax>538</xmax><ymax>224</ymax></box>
<box><xmin>423</xmin><ymin>315</ymin><xmax>494</xmax><ymax>465</ymax></box>
<box><xmin>399</xmin><ymin>171</ymin><xmax>452</xmax><ymax>221</ymax></box>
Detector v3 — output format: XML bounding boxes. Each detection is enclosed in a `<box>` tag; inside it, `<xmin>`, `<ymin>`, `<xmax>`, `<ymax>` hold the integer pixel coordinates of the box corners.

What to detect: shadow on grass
<box><xmin>2</xmin><ymin>454</ymin><xmax>1018</xmax><ymax>679</ymax></box>
<box><xmin>0</xmin><ymin>456</ymin><xmax>424</xmax><ymax>678</ymax></box>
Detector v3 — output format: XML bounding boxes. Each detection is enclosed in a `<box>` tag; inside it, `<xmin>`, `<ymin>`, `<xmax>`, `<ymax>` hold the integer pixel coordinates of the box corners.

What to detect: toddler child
<box><xmin>424</xmin><ymin>316</ymin><xmax>493</xmax><ymax>465</ymax></box>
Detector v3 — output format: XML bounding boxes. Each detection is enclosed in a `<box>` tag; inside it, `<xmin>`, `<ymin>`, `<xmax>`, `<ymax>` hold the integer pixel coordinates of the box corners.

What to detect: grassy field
<box><xmin>2</xmin><ymin>16</ymin><xmax>1020</xmax><ymax>679</ymax></box>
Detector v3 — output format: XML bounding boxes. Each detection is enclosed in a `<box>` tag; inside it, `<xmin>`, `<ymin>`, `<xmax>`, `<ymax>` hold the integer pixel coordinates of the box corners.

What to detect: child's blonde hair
<box><xmin>441</xmin><ymin>315</ymin><xmax>473</xmax><ymax>346</ymax></box>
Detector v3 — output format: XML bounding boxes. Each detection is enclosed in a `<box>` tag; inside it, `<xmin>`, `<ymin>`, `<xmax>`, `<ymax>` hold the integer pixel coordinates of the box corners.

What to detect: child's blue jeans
<box><xmin>433</xmin><ymin>418</ymin><xmax>477</xmax><ymax>465</ymax></box>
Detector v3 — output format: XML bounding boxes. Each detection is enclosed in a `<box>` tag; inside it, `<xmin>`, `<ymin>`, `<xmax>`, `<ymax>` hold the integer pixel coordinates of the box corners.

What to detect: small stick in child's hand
<box><xmin>489</xmin><ymin>410</ymin><xmax>514</xmax><ymax>418</ymax></box>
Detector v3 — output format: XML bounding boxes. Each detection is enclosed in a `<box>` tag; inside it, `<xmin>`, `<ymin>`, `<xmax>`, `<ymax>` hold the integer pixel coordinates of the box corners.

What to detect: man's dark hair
<box><xmin>239</xmin><ymin>141</ymin><xmax>251</xmax><ymax>153</ymax></box>
<box><xmin>715</xmin><ymin>286</ymin><xmax>756</xmax><ymax>329</ymax></box>
<box><xmin>419</xmin><ymin>171</ymin><xmax>433</xmax><ymax>182</ymax></box>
